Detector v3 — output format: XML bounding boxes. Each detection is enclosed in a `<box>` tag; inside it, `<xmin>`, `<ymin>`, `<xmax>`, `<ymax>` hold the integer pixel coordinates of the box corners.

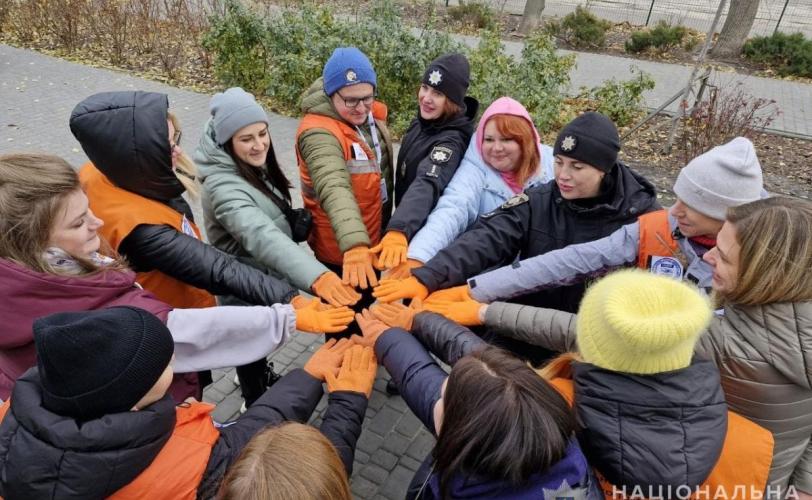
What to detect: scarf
<box><xmin>44</xmin><ymin>247</ymin><xmax>115</xmax><ymax>275</ymax></box>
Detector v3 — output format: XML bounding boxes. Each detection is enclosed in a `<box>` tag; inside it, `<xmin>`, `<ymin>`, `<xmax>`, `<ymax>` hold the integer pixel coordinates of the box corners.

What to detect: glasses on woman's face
<box><xmin>336</xmin><ymin>91</ymin><xmax>376</xmax><ymax>109</ymax></box>
<box><xmin>170</xmin><ymin>130</ymin><xmax>182</xmax><ymax>152</ymax></box>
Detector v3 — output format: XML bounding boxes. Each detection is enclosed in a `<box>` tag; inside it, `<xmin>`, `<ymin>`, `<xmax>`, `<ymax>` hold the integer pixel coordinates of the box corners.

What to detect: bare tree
<box><xmin>712</xmin><ymin>0</ymin><xmax>760</xmax><ymax>58</ymax></box>
<box><xmin>519</xmin><ymin>0</ymin><xmax>545</xmax><ymax>34</ymax></box>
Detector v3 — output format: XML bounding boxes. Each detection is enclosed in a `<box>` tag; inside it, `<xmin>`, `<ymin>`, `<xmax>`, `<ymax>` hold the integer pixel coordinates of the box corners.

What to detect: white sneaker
<box><xmin>239</xmin><ymin>401</ymin><xmax>247</xmax><ymax>414</ymax></box>
<box><xmin>233</xmin><ymin>374</ymin><xmax>240</xmax><ymax>386</ymax></box>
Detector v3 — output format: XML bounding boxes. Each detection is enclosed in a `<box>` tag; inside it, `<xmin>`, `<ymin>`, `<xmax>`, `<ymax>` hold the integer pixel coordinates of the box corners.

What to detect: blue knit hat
<box><xmin>322</xmin><ymin>47</ymin><xmax>377</xmax><ymax>96</ymax></box>
<box><xmin>209</xmin><ymin>87</ymin><xmax>269</xmax><ymax>145</ymax></box>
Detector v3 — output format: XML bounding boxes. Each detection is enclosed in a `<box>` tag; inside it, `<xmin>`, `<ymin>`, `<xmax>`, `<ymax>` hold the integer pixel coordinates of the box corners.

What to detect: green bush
<box><xmin>447</xmin><ymin>1</ymin><xmax>497</xmax><ymax>30</ymax></box>
<box><xmin>743</xmin><ymin>32</ymin><xmax>812</xmax><ymax>78</ymax></box>
<box><xmin>626</xmin><ymin>21</ymin><xmax>688</xmax><ymax>53</ymax></box>
<box><xmin>559</xmin><ymin>6</ymin><xmax>612</xmax><ymax>48</ymax></box>
<box><xmin>577</xmin><ymin>67</ymin><xmax>655</xmax><ymax>126</ymax></box>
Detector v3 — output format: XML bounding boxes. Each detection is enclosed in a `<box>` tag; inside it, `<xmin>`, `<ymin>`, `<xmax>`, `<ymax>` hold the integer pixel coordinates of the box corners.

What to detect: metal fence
<box><xmin>450</xmin><ymin>0</ymin><xmax>812</xmax><ymax>38</ymax></box>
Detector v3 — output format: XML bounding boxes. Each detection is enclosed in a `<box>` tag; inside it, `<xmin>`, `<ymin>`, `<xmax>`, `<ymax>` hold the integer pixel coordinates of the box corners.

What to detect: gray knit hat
<box><xmin>209</xmin><ymin>87</ymin><xmax>269</xmax><ymax>145</ymax></box>
<box><xmin>673</xmin><ymin>137</ymin><xmax>763</xmax><ymax>220</ymax></box>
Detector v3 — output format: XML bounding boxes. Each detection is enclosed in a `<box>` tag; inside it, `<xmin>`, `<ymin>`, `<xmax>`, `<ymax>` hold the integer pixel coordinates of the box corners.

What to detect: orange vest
<box><xmin>296</xmin><ymin>103</ymin><xmax>388</xmax><ymax>265</ymax></box>
<box><xmin>0</xmin><ymin>400</ymin><xmax>218</xmax><ymax>500</ymax></box>
<box><xmin>548</xmin><ymin>378</ymin><xmax>773</xmax><ymax>499</ymax></box>
<box><xmin>636</xmin><ymin>209</ymin><xmax>684</xmax><ymax>273</ymax></box>
<box><xmin>79</xmin><ymin>163</ymin><xmax>216</xmax><ymax>309</ymax></box>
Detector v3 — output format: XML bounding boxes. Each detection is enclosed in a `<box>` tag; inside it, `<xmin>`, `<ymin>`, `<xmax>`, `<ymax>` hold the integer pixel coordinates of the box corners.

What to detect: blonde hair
<box><xmin>0</xmin><ymin>153</ymin><xmax>124</xmax><ymax>275</ymax></box>
<box><xmin>217</xmin><ymin>422</ymin><xmax>351</xmax><ymax>500</ymax></box>
<box><xmin>167</xmin><ymin>111</ymin><xmax>200</xmax><ymax>199</ymax></box>
<box><xmin>721</xmin><ymin>197</ymin><xmax>812</xmax><ymax>306</ymax></box>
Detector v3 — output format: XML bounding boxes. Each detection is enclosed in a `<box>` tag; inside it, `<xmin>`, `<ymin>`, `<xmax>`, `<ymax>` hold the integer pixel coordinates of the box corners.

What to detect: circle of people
<box><xmin>0</xmin><ymin>46</ymin><xmax>810</xmax><ymax>500</ymax></box>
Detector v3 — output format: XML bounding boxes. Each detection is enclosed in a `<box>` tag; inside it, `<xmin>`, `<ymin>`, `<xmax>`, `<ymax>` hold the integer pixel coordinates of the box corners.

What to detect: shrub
<box><xmin>743</xmin><ymin>32</ymin><xmax>812</xmax><ymax>78</ymax></box>
<box><xmin>625</xmin><ymin>21</ymin><xmax>695</xmax><ymax>54</ymax></box>
<box><xmin>677</xmin><ymin>82</ymin><xmax>780</xmax><ymax>165</ymax></box>
<box><xmin>576</xmin><ymin>67</ymin><xmax>655</xmax><ymax>126</ymax></box>
<box><xmin>559</xmin><ymin>6</ymin><xmax>612</xmax><ymax>48</ymax></box>
<box><xmin>447</xmin><ymin>1</ymin><xmax>497</xmax><ymax>30</ymax></box>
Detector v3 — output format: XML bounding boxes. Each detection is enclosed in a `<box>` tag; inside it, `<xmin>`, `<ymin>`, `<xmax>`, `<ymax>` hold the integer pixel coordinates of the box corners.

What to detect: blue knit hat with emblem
<box><xmin>322</xmin><ymin>47</ymin><xmax>377</xmax><ymax>96</ymax></box>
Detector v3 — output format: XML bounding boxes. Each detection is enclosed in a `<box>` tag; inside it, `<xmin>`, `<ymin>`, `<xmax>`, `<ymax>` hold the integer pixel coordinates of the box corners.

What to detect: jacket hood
<box><xmin>426</xmin><ymin>440</ymin><xmax>596</xmax><ymax>499</ymax></box>
<box><xmin>573</xmin><ymin>360</ymin><xmax>727</xmax><ymax>492</ymax></box>
<box><xmin>557</xmin><ymin>161</ymin><xmax>658</xmax><ymax>219</ymax></box>
<box><xmin>726</xmin><ymin>301</ymin><xmax>812</xmax><ymax>390</ymax></box>
<box><xmin>475</xmin><ymin>97</ymin><xmax>541</xmax><ymax>158</ymax></box>
<box><xmin>194</xmin><ymin>118</ymin><xmax>238</xmax><ymax>182</ymax></box>
<box><xmin>70</xmin><ymin>91</ymin><xmax>185</xmax><ymax>202</ymax></box>
<box><xmin>0</xmin><ymin>370</ymin><xmax>176</xmax><ymax>499</ymax></box>
<box><xmin>300</xmin><ymin>77</ymin><xmax>343</xmax><ymax>121</ymax></box>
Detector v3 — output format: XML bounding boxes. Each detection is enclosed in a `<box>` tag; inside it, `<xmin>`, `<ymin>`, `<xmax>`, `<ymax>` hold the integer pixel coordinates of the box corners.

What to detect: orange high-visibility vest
<box><xmin>548</xmin><ymin>377</ymin><xmax>773</xmax><ymax>499</ymax></box>
<box><xmin>79</xmin><ymin>163</ymin><xmax>215</xmax><ymax>309</ymax></box>
<box><xmin>637</xmin><ymin>209</ymin><xmax>683</xmax><ymax>272</ymax></box>
<box><xmin>296</xmin><ymin>102</ymin><xmax>388</xmax><ymax>265</ymax></box>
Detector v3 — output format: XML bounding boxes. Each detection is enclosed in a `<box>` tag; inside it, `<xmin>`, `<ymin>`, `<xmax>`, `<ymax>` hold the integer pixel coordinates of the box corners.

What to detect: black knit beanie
<box><xmin>553</xmin><ymin>111</ymin><xmax>620</xmax><ymax>173</ymax></box>
<box><xmin>422</xmin><ymin>53</ymin><xmax>470</xmax><ymax>107</ymax></box>
<box><xmin>34</xmin><ymin>306</ymin><xmax>175</xmax><ymax>420</ymax></box>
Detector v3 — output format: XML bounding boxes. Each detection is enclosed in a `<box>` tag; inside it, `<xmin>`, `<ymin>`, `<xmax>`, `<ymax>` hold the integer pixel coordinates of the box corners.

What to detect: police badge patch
<box><xmin>500</xmin><ymin>193</ymin><xmax>529</xmax><ymax>209</ymax></box>
<box><xmin>430</xmin><ymin>146</ymin><xmax>453</xmax><ymax>163</ymax></box>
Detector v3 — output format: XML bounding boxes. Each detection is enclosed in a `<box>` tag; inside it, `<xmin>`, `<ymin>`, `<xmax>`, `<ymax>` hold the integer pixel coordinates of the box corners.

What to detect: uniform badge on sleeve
<box><xmin>500</xmin><ymin>193</ymin><xmax>529</xmax><ymax>210</ymax></box>
<box><xmin>430</xmin><ymin>146</ymin><xmax>453</xmax><ymax>163</ymax></box>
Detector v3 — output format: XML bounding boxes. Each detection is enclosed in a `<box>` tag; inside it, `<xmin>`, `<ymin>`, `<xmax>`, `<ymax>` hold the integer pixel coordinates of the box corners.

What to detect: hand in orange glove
<box><xmin>370</xmin><ymin>298</ymin><xmax>423</xmax><ymax>331</ymax></box>
<box><xmin>386</xmin><ymin>258</ymin><xmax>424</xmax><ymax>280</ymax></box>
<box><xmin>351</xmin><ymin>309</ymin><xmax>391</xmax><ymax>347</ymax></box>
<box><xmin>295</xmin><ymin>298</ymin><xmax>355</xmax><ymax>333</ymax></box>
<box><xmin>303</xmin><ymin>337</ymin><xmax>354</xmax><ymax>381</ymax></box>
<box><xmin>425</xmin><ymin>284</ymin><xmax>473</xmax><ymax>303</ymax></box>
<box><xmin>325</xmin><ymin>344</ymin><xmax>377</xmax><ymax>397</ymax></box>
<box><xmin>373</xmin><ymin>276</ymin><xmax>429</xmax><ymax>303</ymax></box>
<box><xmin>369</xmin><ymin>231</ymin><xmax>408</xmax><ymax>270</ymax></box>
<box><xmin>342</xmin><ymin>246</ymin><xmax>379</xmax><ymax>290</ymax></box>
<box><xmin>423</xmin><ymin>297</ymin><xmax>486</xmax><ymax>326</ymax></box>
<box><xmin>311</xmin><ymin>271</ymin><xmax>362</xmax><ymax>307</ymax></box>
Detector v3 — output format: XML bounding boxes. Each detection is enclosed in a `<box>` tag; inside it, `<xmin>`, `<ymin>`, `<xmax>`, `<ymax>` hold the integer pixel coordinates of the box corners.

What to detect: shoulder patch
<box><xmin>500</xmin><ymin>193</ymin><xmax>529</xmax><ymax>210</ymax></box>
<box><xmin>429</xmin><ymin>146</ymin><xmax>453</xmax><ymax>164</ymax></box>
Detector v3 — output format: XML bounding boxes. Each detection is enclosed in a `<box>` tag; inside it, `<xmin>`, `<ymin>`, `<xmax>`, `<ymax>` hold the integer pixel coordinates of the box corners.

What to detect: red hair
<box><xmin>488</xmin><ymin>114</ymin><xmax>540</xmax><ymax>187</ymax></box>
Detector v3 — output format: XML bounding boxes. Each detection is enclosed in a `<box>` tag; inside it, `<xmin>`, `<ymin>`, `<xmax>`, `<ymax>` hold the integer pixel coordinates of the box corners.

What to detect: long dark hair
<box><xmin>224</xmin><ymin>130</ymin><xmax>292</xmax><ymax>204</ymax></box>
<box><xmin>434</xmin><ymin>347</ymin><xmax>574</xmax><ymax>497</ymax></box>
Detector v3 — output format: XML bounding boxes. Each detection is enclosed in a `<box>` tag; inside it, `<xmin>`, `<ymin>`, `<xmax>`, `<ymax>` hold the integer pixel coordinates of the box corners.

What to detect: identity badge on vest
<box><xmin>649</xmin><ymin>255</ymin><xmax>683</xmax><ymax>279</ymax></box>
<box><xmin>181</xmin><ymin>215</ymin><xmax>199</xmax><ymax>240</ymax></box>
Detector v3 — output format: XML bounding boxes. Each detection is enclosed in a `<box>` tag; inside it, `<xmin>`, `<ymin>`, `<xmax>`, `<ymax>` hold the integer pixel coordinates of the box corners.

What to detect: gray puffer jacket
<box><xmin>484</xmin><ymin>300</ymin><xmax>812</xmax><ymax>493</ymax></box>
<box><xmin>195</xmin><ymin>119</ymin><xmax>328</xmax><ymax>292</ymax></box>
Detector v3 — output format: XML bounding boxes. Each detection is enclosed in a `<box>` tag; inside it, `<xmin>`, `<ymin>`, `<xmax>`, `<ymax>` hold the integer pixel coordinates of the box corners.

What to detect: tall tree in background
<box><xmin>519</xmin><ymin>0</ymin><xmax>545</xmax><ymax>34</ymax></box>
<box><xmin>712</xmin><ymin>0</ymin><xmax>760</xmax><ymax>58</ymax></box>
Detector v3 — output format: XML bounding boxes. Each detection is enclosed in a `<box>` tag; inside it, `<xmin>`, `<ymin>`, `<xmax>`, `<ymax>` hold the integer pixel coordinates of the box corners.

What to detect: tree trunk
<box><xmin>518</xmin><ymin>0</ymin><xmax>545</xmax><ymax>34</ymax></box>
<box><xmin>712</xmin><ymin>0</ymin><xmax>760</xmax><ymax>58</ymax></box>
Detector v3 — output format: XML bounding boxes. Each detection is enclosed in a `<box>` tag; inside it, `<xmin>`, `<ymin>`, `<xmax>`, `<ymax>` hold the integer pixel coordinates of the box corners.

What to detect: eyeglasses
<box><xmin>335</xmin><ymin>91</ymin><xmax>376</xmax><ymax>109</ymax></box>
<box><xmin>170</xmin><ymin>130</ymin><xmax>182</xmax><ymax>151</ymax></box>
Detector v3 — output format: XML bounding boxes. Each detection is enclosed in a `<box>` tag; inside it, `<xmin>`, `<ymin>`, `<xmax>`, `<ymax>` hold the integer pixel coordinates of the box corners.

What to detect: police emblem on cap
<box><xmin>428</xmin><ymin>70</ymin><xmax>443</xmax><ymax>86</ymax></box>
<box><xmin>560</xmin><ymin>135</ymin><xmax>577</xmax><ymax>152</ymax></box>
<box><xmin>346</xmin><ymin>70</ymin><xmax>357</xmax><ymax>82</ymax></box>
<box><xmin>500</xmin><ymin>193</ymin><xmax>529</xmax><ymax>210</ymax></box>
<box><xmin>430</xmin><ymin>146</ymin><xmax>452</xmax><ymax>163</ymax></box>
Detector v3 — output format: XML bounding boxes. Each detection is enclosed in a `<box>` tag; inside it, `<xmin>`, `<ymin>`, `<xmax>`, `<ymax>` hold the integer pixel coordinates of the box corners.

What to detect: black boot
<box><xmin>385</xmin><ymin>378</ymin><xmax>400</xmax><ymax>396</ymax></box>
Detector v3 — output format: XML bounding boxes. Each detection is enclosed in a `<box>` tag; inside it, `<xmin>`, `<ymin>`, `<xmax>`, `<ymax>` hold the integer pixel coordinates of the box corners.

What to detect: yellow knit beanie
<box><xmin>576</xmin><ymin>269</ymin><xmax>712</xmax><ymax>375</ymax></box>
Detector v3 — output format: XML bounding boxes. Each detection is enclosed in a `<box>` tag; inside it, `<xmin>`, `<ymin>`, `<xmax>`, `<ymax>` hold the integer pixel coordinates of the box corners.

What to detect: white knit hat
<box><xmin>673</xmin><ymin>137</ymin><xmax>764</xmax><ymax>220</ymax></box>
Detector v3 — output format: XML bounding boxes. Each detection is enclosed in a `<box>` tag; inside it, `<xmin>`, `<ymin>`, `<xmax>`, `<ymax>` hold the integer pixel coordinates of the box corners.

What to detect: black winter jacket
<box><xmin>388</xmin><ymin>97</ymin><xmax>478</xmax><ymax>239</ymax></box>
<box><xmin>69</xmin><ymin>91</ymin><xmax>296</xmax><ymax>305</ymax></box>
<box><xmin>412</xmin><ymin>161</ymin><xmax>659</xmax><ymax>312</ymax></box>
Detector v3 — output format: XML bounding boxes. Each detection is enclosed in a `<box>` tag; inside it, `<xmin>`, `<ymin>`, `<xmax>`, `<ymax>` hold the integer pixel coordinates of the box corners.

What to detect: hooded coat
<box><xmin>407</xmin><ymin>97</ymin><xmax>555</xmax><ymax>264</ymax></box>
<box><xmin>387</xmin><ymin>96</ymin><xmax>479</xmax><ymax>239</ymax></box>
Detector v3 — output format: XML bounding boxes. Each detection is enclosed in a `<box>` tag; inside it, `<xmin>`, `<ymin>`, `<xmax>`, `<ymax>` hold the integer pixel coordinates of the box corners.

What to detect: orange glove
<box><xmin>423</xmin><ymin>297</ymin><xmax>486</xmax><ymax>326</ymax></box>
<box><xmin>325</xmin><ymin>344</ymin><xmax>377</xmax><ymax>397</ymax></box>
<box><xmin>369</xmin><ymin>231</ymin><xmax>408</xmax><ymax>270</ymax></box>
<box><xmin>425</xmin><ymin>284</ymin><xmax>473</xmax><ymax>303</ymax></box>
<box><xmin>387</xmin><ymin>258</ymin><xmax>424</xmax><ymax>280</ymax></box>
<box><xmin>303</xmin><ymin>338</ymin><xmax>354</xmax><ymax>381</ymax></box>
<box><xmin>373</xmin><ymin>276</ymin><xmax>429</xmax><ymax>303</ymax></box>
<box><xmin>351</xmin><ymin>309</ymin><xmax>391</xmax><ymax>347</ymax></box>
<box><xmin>342</xmin><ymin>246</ymin><xmax>378</xmax><ymax>289</ymax></box>
<box><xmin>370</xmin><ymin>298</ymin><xmax>423</xmax><ymax>331</ymax></box>
<box><xmin>311</xmin><ymin>271</ymin><xmax>361</xmax><ymax>307</ymax></box>
<box><xmin>295</xmin><ymin>298</ymin><xmax>355</xmax><ymax>333</ymax></box>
